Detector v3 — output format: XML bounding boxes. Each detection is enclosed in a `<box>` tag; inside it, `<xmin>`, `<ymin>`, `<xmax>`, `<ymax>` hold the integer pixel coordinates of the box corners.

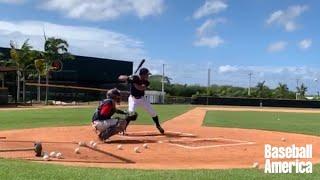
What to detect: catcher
<box><xmin>91</xmin><ymin>88</ymin><xmax>137</xmax><ymax>141</ymax></box>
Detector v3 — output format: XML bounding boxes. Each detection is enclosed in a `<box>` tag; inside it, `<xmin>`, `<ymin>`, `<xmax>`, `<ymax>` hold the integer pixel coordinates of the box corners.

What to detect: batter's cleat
<box><xmin>156</xmin><ymin>125</ymin><xmax>165</xmax><ymax>134</ymax></box>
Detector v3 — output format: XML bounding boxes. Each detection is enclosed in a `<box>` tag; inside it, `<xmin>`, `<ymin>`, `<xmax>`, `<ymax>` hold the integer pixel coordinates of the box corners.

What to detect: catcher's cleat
<box><xmin>156</xmin><ymin>125</ymin><xmax>165</xmax><ymax>134</ymax></box>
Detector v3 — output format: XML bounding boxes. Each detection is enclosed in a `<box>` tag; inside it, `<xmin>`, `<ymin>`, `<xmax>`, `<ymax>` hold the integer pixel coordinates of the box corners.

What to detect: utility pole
<box><xmin>296</xmin><ymin>78</ymin><xmax>300</xmax><ymax>100</ymax></box>
<box><xmin>315</xmin><ymin>78</ymin><xmax>319</xmax><ymax>99</ymax></box>
<box><xmin>248</xmin><ymin>72</ymin><xmax>252</xmax><ymax>96</ymax></box>
<box><xmin>207</xmin><ymin>68</ymin><xmax>211</xmax><ymax>105</ymax></box>
<box><xmin>161</xmin><ymin>64</ymin><xmax>165</xmax><ymax>104</ymax></box>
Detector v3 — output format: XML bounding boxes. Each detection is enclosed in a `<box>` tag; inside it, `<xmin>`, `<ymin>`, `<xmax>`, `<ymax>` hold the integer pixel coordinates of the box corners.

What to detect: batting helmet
<box><xmin>139</xmin><ymin>68</ymin><xmax>151</xmax><ymax>75</ymax></box>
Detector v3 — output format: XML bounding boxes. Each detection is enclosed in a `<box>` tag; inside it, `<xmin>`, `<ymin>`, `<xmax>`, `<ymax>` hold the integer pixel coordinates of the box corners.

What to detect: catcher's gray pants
<box><xmin>92</xmin><ymin>119</ymin><xmax>118</xmax><ymax>133</ymax></box>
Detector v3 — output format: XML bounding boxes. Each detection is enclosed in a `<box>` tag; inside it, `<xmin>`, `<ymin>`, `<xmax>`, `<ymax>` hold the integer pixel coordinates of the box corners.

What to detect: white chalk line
<box><xmin>118</xmin><ymin>131</ymin><xmax>195</xmax><ymax>139</ymax></box>
<box><xmin>168</xmin><ymin>137</ymin><xmax>256</xmax><ymax>150</ymax></box>
<box><xmin>115</xmin><ymin>131</ymin><xmax>256</xmax><ymax>150</ymax></box>
<box><xmin>168</xmin><ymin>141</ymin><xmax>256</xmax><ymax>150</ymax></box>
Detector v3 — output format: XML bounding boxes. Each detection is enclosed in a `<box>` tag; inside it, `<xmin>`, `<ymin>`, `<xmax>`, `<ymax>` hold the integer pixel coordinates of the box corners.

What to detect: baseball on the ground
<box><xmin>252</xmin><ymin>162</ymin><xmax>259</xmax><ymax>168</ymax></box>
<box><xmin>56</xmin><ymin>152</ymin><xmax>63</xmax><ymax>159</ymax></box>
<box><xmin>78</xmin><ymin>141</ymin><xmax>86</xmax><ymax>147</ymax></box>
<box><xmin>74</xmin><ymin>148</ymin><xmax>80</xmax><ymax>154</ymax></box>
<box><xmin>42</xmin><ymin>152</ymin><xmax>48</xmax><ymax>157</ymax></box>
<box><xmin>117</xmin><ymin>145</ymin><xmax>123</xmax><ymax>150</ymax></box>
<box><xmin>134</xmin><ymin>147</ymin><xmax>140</xmax><ymax>153</ymax></box>
<box><xmin>281</xmin><ymin>137</ymin><xmax>286</xmax><ymax>142</ymax></box>
<box><xmin>143</xmin><ymin>143</ymin><xmax>148</xmax><ymax>149</ymax></box>
<box><xmin>49</xmin><ymin>151</ymin><xmax>56</xmax><ymax>157</ymax></box>
<box><xmin>43</xmin><ymin>154</ymin><xmax>50</xmax><ymax>161</ymax></box>
<box><xmin>92</xmin><ymin>142</ymin><xmax>97</xmax><ymax>149</ymax></box>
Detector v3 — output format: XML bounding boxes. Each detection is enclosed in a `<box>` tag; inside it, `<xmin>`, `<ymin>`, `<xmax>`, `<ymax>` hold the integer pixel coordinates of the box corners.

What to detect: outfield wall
<box><xmin>191</xmin><ymin>96</ymin><xmax>320</xmax><ymax>108</ymax></box>
<box><xmin>0</xmin><ymin>88</ymin><xmax>8</xmax><ymax>105</ymax></box>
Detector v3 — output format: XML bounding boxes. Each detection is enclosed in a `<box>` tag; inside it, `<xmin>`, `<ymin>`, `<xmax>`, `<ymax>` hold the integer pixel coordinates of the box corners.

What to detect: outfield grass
<box><xmin>204</xmin><ymin>111</ymin><xmax>320</xmax><ymax>136</ymax></box>
<box><xmin>0</xmin><ymin>159</ymin><xmax>318</xmax><ymax>180</ymax></box>
<box><xmin>0</xmin><ymin>105</ymin><xmax>193</xmax><ymax>130</ymax></box>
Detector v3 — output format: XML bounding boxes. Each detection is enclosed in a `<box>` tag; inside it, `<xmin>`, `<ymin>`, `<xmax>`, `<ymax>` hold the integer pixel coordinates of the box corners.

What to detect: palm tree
<box><xmin>0</xmin><ymin>52</ymin><xmax>6</xmax><ymax>88</ymax></box>
<box><xmin>42</xmin><ymin>37</ymin><xmax>72</xmax><ymax>104</ymax></box>
<box><xmin>149</xmin><ymin>75</ymin><xmax>172</xmax><ymax>84</ymax></box>
<box><xmin>296</xmin><ymin>83</ymin><xmax>308</xmax><ymax>98</ymax></box>
<box><xmin>9</xmin><ymin>40</ymin><xmax>36</xmax><ymax>103</ymax></box>
<box><xmin>255</xmin><ymin>81</ymin><xmax>271</xmax><ymax>98</ymax></box>
<box><xmin>274</xmin><ymin>83</ymin><xmax>289</xmax><ymax>99</ymax></box>
<box><xmin>34</xmin><ymin>59</ymin><xmax>46</xmax><ymax>102</ymax></box>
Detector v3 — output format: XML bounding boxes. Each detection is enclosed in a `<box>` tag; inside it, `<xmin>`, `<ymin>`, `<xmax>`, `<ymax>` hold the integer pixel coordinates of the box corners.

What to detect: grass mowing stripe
<box><xmin>204</xmin><ymin>111</ymin><xmax>320</xmax><ymax>136</ymax></box>
<box><xmin>0</xmin><ymin>159</ymin><xmax>319</xmax><ymax>180</ymax></box>
<box><xmin>0</xmin><ymin>105</ymin><xmax>193</xmax><ymax>130</ymax></box>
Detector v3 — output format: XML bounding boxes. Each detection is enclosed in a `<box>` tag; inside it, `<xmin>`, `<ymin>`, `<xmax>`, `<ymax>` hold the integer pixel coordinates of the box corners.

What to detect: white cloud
<box><xmin>194</xmin><ymin>18</ymin><xmax>225</xmax><ymax>48</ymax></box>
<box><xmin>267</xmin><ymin>41</ymin><xmax>287</xmax><ymax>52</ymax></box>
<box><xmin>0</xmin><ymin>0</ymin><xmax>25</xmax><ymax>4</ymax></box>
<box><xmin>299</xmin><ymin>39</ymin><xmax>312</xmax><ymax>50</ymax></box>
<box><xmin>214</xmin><ymin>65</ymin><xmax>320</xmax><ymax>94</ymax></box>
<box><xmin>194</xmin><ymin>36</ymin><xmax>224</xmax><ymax>48</ymax></box>
<box><xmin>193</xmin><ymin>0</ymin><xmax>228</xmax><ymax>19</ymax></box>
<box><xmin>0</xmin><ymin>20</ymin><xmax>145</xmax><ymax>60</ymax></box>
<box><xmin>266</xmin><ymin>5</ymin><xmax>308</xmax><ymax>32</ymax></box>
<box><xmin>196</xmin><ymin>18</ymin><xmax>226</xmax><ymax>36</ymax></box>
<box><xmin>40</xmin><ymin>0</ymin><xmax>165</xmax><ymax>21</ymax></box>
<box><xmin>218</xmin><ymin>65</ymin><xmax>238</xmax><ymax>73</ymax></box>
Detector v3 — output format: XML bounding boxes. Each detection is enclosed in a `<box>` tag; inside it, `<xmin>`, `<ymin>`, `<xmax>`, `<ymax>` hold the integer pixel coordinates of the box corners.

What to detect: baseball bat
<box><xmin>134</xmin><ymin>59</ymin><xmax>145</xmax><ymax>74</ymax></box>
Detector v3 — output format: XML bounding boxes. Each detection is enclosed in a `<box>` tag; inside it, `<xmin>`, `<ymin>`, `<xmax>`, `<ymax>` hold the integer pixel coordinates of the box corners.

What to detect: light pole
<box><xmin>248</xmin><ymin>72</ymin><xmax>252</xmax><ymax>96</ymax></box>
<box><xmin>207</xmin><ymin>68</ymin><xmax>211</xmax><ymax>105</ymax></box>
<box><xmin>161</xmin><ymin>64</ymin><xmax>165</xmax><ymax>104</ymax></box>
<box><xmin>314</xmin><ymin>78</ymin><xmax>319</xmax><ymax>99</ymax></box>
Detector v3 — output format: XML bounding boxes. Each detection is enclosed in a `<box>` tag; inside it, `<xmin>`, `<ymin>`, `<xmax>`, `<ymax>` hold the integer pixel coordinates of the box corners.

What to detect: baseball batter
<box><xmin>118</xmin><ymin>68</ymin><xmax>165</xmax><ymax>134</ymax></box>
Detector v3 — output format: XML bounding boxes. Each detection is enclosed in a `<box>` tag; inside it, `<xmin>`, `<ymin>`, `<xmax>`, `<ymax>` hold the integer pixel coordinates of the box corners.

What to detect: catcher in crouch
<box><xmin>91</xmin><ymin>88</ymin><xmax>137</xmax><ymax>141</ymax></box>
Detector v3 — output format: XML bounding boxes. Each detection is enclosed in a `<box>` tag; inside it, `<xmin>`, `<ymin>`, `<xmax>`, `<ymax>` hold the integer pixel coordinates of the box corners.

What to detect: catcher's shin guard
<box><xmin>99</xmin><ymin>120</ymin><xmax>128</xmax><ymax>141</ymax></box>
<box><xmin>99</xmin><ymin>127</ymin><xmax>118</xmax><ymax>141</ymax></box>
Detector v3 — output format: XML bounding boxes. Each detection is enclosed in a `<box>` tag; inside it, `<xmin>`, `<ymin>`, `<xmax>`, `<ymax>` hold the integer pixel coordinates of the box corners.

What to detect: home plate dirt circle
<box><xmin>0</xmin><ymin>107</ymin><xmax>319</xmax><ymax>169</ymax></box>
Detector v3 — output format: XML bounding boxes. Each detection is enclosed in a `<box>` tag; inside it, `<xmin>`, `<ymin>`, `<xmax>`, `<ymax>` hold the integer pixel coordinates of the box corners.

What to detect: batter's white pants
<box><xmin>92</xmin><ymin>119</ymin><xmax>118</xmax><ymax>132</ymax></box>
<box><xmin>128</xmin><ymin>95</ymin><xmax>157</xmax><ymax>117</ymax></box>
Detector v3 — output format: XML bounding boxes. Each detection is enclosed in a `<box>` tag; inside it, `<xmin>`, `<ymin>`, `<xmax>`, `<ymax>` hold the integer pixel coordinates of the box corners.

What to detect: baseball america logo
<box><xmin>264</xmin><ymin>144</ymin><xmax>313</xmax><ymax>174</ymax></box>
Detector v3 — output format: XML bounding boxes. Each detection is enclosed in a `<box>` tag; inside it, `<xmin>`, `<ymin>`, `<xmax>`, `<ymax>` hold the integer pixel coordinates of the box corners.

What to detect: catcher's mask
<box><xmin>107</xmin><ymin>88</ymin><xmax>121</xmax><ymax>104</ymax></box>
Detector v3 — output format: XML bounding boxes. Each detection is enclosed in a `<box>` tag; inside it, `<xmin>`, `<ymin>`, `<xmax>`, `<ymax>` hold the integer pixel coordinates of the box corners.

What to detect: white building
<box><xmin>145</xmin><ymin>90</ymin><xmax>165</xmax><ymax>104</ymax></box>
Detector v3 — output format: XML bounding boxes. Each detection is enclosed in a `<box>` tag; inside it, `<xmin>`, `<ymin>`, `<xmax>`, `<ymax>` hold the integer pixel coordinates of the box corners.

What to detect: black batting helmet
<box><xmin>139</xmin><ymin>68</ymin><xmax>151</xmax><ymax>75</ymax></box>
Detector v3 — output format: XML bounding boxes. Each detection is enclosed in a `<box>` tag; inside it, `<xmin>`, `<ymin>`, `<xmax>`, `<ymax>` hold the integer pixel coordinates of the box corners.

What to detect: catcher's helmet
<box><xmin>106</xmin><ymin>88</ymin><xmax>121</xmax><ymax>103</ymax></box>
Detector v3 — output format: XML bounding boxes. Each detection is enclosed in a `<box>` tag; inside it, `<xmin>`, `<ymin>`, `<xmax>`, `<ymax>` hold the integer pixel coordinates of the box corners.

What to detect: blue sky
<box><xmin>0</xmin><ymin>0</ymin><xmax>320</xmax><ymax>94</ymax></box>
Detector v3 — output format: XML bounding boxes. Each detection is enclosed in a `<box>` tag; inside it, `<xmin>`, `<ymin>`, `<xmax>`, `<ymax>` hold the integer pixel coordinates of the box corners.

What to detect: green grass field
<box><xmin>0</xmin><ymin>105</ymin><xmax>193</xmax><ymax>130</ymax></box>
<box><xmin>1</xmin><ymin>106</ymin><xmax>320</xmax><ymax>179</ymax></box>
<box><xmin>1</xmin><ymin>159</ymin><xmax>319</xmax><ymax>180</ymax></box>
<box><xmin>204</xmin><ymin>111</ymin><xmax>320</xmax><ymax>136</ymax></box>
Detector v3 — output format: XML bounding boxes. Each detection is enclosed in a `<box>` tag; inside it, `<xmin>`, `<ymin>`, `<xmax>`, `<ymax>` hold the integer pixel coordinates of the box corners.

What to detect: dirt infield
<box><xmin>0</xmin><ymin>106</ymin><xmax>319</xmax><ymax>169</ymax></box>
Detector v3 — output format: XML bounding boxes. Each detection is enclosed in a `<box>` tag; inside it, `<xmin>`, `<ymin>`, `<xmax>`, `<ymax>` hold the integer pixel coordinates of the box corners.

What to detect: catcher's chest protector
<box><xmin>92</xmin><ymin>99</ymin><xmax>116</xmax><ymax>121</ymax></box>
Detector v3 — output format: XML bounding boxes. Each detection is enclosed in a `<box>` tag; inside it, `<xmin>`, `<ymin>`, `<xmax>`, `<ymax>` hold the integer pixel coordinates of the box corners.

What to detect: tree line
<box><xmin>0</xmin><ymin>38</ymin><xmax>72</xmax><ymax>104</ymax></box>
<box><xmin>149</xmin><ymin>76</ymin><xmax>311</xmax><ymax>100</ymax></box>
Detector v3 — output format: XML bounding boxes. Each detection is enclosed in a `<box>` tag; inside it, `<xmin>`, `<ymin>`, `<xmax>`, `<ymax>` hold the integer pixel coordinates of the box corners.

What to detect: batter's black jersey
<box><xmin>129</xmin><ymin>75</ymin><xmax>150</xmax><ymax>97</ymax></box>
